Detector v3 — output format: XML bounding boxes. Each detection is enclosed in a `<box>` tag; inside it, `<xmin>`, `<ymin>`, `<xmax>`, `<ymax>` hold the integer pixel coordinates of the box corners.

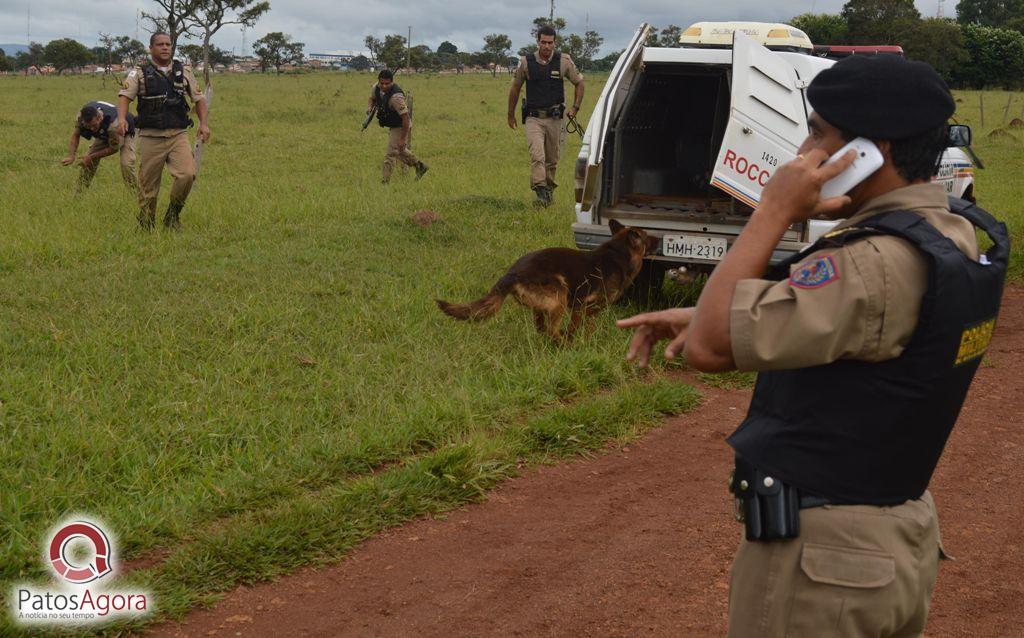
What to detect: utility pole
<box><xmin>26</xmin><ymin>3</ymin><xmax>30</xmax><ymax>45</ymax></box>
<box><xmin>549</xmin><ymin>0</ymin><xmax>555</xmax><ymax>22</ymax></box>
<box><xmin>406</xmin><ymin>26</ymin><xmax>411</xmax><ymax>70</ymax></box>
<box><xmin>937</xmin><ymin>0</ymin><xmax>945</xmax><ymax>18</ymax></box>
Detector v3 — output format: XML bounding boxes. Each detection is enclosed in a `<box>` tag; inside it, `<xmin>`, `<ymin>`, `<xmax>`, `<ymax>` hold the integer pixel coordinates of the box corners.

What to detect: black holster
<box><xmin>730</xmin><ymin>456</ymin><xmax>801</xmax><ymax>541</ymax></box>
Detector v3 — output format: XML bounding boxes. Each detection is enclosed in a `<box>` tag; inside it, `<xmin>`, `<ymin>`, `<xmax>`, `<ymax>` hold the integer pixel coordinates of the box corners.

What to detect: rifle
<box><xmin>361</xmin><ymin>105</ymin><xmax>377</xmax><ymax>131</ymax></box>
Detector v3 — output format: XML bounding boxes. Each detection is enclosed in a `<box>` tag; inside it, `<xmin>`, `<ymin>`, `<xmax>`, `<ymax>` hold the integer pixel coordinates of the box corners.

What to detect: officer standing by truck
<box><xmin>116</xmin><ymin>32</ymin><xmax>210</xmax><ymax>231</ymax></box>
<box><xmin>62</xmin><ymin>101</ymin><xmax>138</xmax><ymax>193</ymax></box>
<box><xmin>507</xmin><ymin>24</ymin><xmax>584</xmax><ymax>207</ymax></box>
<box><xmin>617</xmin><ymin>55</ymin><xmax>1008</xmax><ymax>636</ymax></box>
<box><xmin>367</xmin><ymin>69</ymin><xmax>428</xmax><ymax>185</ymax></box>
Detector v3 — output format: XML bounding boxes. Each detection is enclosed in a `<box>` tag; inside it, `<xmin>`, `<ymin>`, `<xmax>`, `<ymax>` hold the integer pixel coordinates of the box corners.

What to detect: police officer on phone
<box><xmin>617</xmin><ymin>55</ymin><xmax>1008</xmax><ymax>637</ymax></box>
<box><xmin>507</xmin><ymin>24</ymin><xmax>584</xmax><ymax>207</ymax></box>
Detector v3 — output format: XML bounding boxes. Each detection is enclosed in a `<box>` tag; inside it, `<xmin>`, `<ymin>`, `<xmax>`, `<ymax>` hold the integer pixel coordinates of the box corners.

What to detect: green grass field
<box><xmin>0</xmin><ymin>71</ymin><xmax>1021</xmax><ymax>635</ymax></box>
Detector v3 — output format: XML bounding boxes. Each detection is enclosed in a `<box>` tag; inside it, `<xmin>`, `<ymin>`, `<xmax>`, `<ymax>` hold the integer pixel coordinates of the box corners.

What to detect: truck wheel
<box><xmin>620</xmin><ymin>261</ymin><xmax>666</xmax><ymax>308</ymax></box>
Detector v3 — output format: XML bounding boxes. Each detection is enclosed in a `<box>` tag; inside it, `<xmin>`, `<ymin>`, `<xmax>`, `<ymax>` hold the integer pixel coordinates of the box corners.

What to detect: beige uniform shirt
<box><xmin>730</xmin><ymin>183</ymin><xmax>980</xmax><ymax>371</ymax></box>
<box><xmin>118</xmin><ymin>62</ymin><xmax>205</xmax><ymax>137</ymax></box>
<box><xmin>370</xmin><ymin>84</ymin><xmax>410</xmax><ymax>116</ymax></box>
<box><xmin>512</xmin><ymin>52</ymin><xmax>583</xmax><ymax>89</ymax></box>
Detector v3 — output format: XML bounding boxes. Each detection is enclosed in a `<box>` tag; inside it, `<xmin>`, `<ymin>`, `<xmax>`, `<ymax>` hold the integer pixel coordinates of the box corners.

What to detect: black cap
<box><xmin>807</xmin><ymin>54</ymin><xmax>955</xmax><ymax>140</ymax></box>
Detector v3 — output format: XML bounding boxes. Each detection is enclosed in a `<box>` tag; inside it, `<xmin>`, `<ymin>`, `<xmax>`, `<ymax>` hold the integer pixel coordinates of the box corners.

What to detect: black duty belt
<box><xmin>729</xmin><ymin>457</ymin><xmax>832</xmax><ymax>541</ymax></box>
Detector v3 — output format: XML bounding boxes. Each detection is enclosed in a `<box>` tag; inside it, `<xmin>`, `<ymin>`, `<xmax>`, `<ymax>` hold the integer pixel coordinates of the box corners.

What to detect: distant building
<box><xmin>306</xmin><ymin>50</ymin><xmax>372</xmax><ymax>69</ymax></box>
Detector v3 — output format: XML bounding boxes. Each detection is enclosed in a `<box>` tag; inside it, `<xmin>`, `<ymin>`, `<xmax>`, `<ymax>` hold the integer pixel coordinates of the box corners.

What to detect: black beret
<box><xmin>807</xmin><ymin>54</ymin><xmax>955</xmax><ymax>140</ymax></box>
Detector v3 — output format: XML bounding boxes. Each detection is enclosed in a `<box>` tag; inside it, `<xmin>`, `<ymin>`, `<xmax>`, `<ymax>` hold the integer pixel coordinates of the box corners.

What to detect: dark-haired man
<box><xmin>62</xmin><ymin>101</ymin><xmax>138</xmax><ymax>193</ymax></box>
<box><xmin>367</xmin><ymin>69</ymin><xmax>428</xmax><ymax>184</ymax></box>
<box><xmin>618</xmin><ymin>55</ymin><xmax>1008</xmax><ymax>636</ymax></box>
<box><xmin>117</xmin><ymin>32</ymin><xmax>210</xmax><ymax>230</ymax></box>
<box><xmin>507</xmin><ymin>24</ymin><xmax>584</xmax><ymax>207</ymax></box>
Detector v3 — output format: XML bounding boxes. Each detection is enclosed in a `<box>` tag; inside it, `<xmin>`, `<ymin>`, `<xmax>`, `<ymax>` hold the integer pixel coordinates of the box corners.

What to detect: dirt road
<box><xmin>149</xmin><ymin>287</ymin><xmax>1024</xmax><ymax>638</ymax></box>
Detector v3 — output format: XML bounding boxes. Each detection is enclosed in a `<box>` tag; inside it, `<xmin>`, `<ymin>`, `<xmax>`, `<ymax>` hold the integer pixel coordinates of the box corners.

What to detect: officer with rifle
<box><xmin>116</xmin><ymin>32</ymin><xmax>210</xmax><ymax>231</ymax></box>
<box><xmin>366</xmin><ymin>69</ymin><xmax>428</xmax><ymax>184</ymax></box>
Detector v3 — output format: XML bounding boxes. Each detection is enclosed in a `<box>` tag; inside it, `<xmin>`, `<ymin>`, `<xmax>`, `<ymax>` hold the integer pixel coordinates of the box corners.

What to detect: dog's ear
<box><xmin>608</xmin><ymin>219</ymin><xmax>624</xmax><ymax>235</ymax></box>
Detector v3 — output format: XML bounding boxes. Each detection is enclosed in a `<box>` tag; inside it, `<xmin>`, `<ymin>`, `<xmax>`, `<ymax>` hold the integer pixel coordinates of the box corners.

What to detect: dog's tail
<box><xmin>437</xmin><ymin>274</ymin><xmax>514</xmax><ymax>322</ymax></box>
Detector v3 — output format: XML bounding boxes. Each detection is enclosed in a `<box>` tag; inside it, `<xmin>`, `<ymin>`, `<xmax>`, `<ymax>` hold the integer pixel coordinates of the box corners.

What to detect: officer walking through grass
<box><xmin>116</xmin><ymin>32</ymin><xmax>210</xmax><ymax>231</ymax></box>
<box><xmin>507</xmin><ymin>24</ymin><xmax>584</xmax><ymax>207</ymax></box>
<box><xmin>618</xmin><ymin>55</ymin><xmax>1008</xmax><ymax>637</ymax></box>
<box><xmin>368</xmin><ymin>69</ymin><xmax>428</xmax><ymax>185</ymax></box>
<box><xmin>62</xmin><ymin>101</ymin><xmax>138</xmax><ymax>193</ymax></box>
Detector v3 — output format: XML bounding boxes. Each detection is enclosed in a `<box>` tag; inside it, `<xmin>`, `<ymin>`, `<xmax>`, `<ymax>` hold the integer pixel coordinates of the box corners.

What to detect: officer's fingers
<box><xmin>626</xmin><ymin>326</ymin><xmax>654</xmax><ymax>363</ymax></box>
<box><xmin>616</xmin><ymin>312</ymin><xmax>659</xmax><ymax>329</ymax></box>
<box><xmin>664</xmin><ymin>327</ymin><xmax>690</xmax><ymax>359</ymax></box>
<box><xmin>817</xmin><ymin>149</ymin><xmax>857</xmax><ymax>182</ymax></box>
<box><xmin>802</xmin><ymin>148</ymin><xmax>832</xmax><ymax>167</ymax></box>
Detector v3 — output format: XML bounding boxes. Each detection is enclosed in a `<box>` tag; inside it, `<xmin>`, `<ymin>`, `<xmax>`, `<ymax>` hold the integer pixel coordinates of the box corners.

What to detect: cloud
<box><xmin>1</xmin><ymin>0</ymin><xmax>944</xmax><ymax>57</ymax></box>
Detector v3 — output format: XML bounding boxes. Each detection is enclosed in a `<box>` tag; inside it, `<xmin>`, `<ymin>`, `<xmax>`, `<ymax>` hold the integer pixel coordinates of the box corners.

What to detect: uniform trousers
<box><xmin>80</xmin><ymin>135</ymin><xmax>138</xmax><ymax>192</ymax></box>
<box><xmin>383</xmin><ymin>126</ymin><xmax>420</xmax><ymax>181</ymax></box>
<box><xmin>138</xmin><ymin>130</ymin><xmax>196</xmax><ymax>219</ymax></box>
<box><xmin>524</xmin><ymin>115</ymin><xmax>566</xmax><ymax>189</ymax></box>
<box><xmin>728</xmin><ymin>490</ymin><xmax>944</xmax><ymax>637</ymax></box>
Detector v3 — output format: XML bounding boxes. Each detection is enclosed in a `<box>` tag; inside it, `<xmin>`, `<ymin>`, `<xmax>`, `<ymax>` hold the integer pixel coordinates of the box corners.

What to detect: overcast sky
<box><xmin>1</xmin><ymin>0</ymin><xmax>946</xmax><ymax>56</ymax></box>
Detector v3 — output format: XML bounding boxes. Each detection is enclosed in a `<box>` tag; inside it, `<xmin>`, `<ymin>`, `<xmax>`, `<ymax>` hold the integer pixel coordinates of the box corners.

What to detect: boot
<box><xmin>533</xmin><ymin>185</ymin><xmax>552</xmax><ymax>208</ymax></box>
<box><xmin>138</xmin><ymin>209</ymin><xmax>155</xmax><ymax>231</ymax></box>
<box><xmin>415</xmin><ymin>161</ymin><xmax>429</xmax><ymax>181</ymax></box>
<box><xmin>163</xmin><ymin>202</ymin><xmax>183</xmax><ymax>231</ymax></box>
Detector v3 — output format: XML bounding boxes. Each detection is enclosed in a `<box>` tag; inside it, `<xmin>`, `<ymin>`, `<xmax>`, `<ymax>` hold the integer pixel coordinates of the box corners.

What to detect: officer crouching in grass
<box><xmin>368</xmin><ymin>69</ymin><xmax>428</xmax><ymax>185</ymax></box>
<box><xmin>62</xmin><ymin>101</ymin><xmax>138</xmax><ymax>194</ymax></box>
<box><xmin>618</xmin><ymin>55</ymin><xmax>1008</xmax><ymax>637</ymax></box>
<box><xmin>116</xmin><ymin>32</ymin><xmax>210</xmax><ymax>231</ymax></box>
<box><xmin>506</xmin><ymin>24</ymin><xmax>584</xmax><ymax>207</ymax></box>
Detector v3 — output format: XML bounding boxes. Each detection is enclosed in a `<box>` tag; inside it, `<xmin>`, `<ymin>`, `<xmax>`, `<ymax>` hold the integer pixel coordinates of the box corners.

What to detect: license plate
<box><xmin>662</xmin><ymin>235</ymin><xmax>728</xmax><ymax>261</ymax></box>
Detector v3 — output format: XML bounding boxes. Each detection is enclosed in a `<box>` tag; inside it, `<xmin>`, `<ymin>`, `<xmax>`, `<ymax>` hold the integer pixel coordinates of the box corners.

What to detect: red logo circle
<box><xmin>48</xmin><ymin>521</ymin><xmax>113</xmax><ymax>584</ymax></box>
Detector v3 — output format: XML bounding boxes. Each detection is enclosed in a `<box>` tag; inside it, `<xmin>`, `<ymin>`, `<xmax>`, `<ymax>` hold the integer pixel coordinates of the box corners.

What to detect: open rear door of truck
<box><xmin>580</xmin><ymin>23</ymin><xmax>651</xmax><ymax>211</ymax></box>
<box><xmin>710</xmin><ymin>31</ymin><xmax>809</xmax><ymax>207</ymax></box>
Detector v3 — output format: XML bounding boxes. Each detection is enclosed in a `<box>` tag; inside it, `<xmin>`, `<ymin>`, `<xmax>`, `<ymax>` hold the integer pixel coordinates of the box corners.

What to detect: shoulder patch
<box><xmin>128</xmin><ymin>69</ymin><xmax>137</xmax><ymax>78</ymax></box>
<box><xmin>789</xmin><ymin>255</ymin><xmax>840</xmax><ymax>289</ymax></box>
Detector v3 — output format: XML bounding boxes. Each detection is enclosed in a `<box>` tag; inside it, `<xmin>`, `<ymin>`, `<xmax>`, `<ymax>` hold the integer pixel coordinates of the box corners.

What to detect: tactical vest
<box><xmin>727</xmin><ymin>198</ymin><xmax>1009</xmax><ymax>505</ymax></box>
<box><xmin>525</xmin><ymin>52</ymin><xmax>565</xmax><ymax>110</ymax></box>
<box><xmin>136</xmin><ymin>60</ymin><xmax>192</xmax><ymax>131</ymax></box>
<box><xmin>79</xmin><ymin>101</ymin><xmax>136</xmax><ymax>141</ymax></box>
<box><xmin>374</xmin><ymin>83</ymin><xmax>407</xmax><ymax>128</ymax></box>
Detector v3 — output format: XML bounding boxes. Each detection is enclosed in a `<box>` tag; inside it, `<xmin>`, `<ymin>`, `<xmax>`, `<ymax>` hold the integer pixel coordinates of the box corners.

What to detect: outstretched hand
<box><xmin>616</xmin><ymin>307</ymin><xmax>696</xmax><ymax>368</ymax></box>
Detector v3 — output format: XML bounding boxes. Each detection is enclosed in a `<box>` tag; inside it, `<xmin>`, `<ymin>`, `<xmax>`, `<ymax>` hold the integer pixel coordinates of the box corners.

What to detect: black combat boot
<box><xmin>138</xmin><ymin>209</ymin><xmax>155</xmax><ymax>231</ymax></box>
<box><xmin>415</xmin><ymin>161</ymin><xmax>429</xmax><ymax>180</ymax></box>
<box><xmin>533</xmin><ymin>185</ymin><xmax>552</xmax><ymax>208</ymax></box>
<box><xmin>163</xmin><ymin>202</ymin><xmax>183</xmax><ymax>231</ymax></box>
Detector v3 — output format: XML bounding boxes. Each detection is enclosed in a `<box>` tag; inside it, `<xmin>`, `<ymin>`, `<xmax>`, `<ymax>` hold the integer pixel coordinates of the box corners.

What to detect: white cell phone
<box><xmin>819</xmin><ymin>137</ymin><xmax>884</xmax><ymax>199</ymax></box>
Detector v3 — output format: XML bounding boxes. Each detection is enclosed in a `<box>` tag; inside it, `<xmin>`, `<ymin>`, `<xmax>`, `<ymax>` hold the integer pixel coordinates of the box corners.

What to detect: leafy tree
<box><xmin>518</xmin><ymin>44</ymin><xmax>538</xmax><ymax>56</ymax></box>
<box><xmin>789</xmin><ymin>13</ymin><xmax>849</xmax><ymax>44</ymax></box>
<box><xmin>409</xmin><ymin>44</ymin><xmax>435</xmax><ymax>71</ymax></box>
<box><xmin>115</xmin><ymin>36</ymin><xmax>148</xmax><ymax>66</ymax></box>
<box><xmin>565</xmin><ymin>30</ymin><xmax>603</xmax><ymax>67</ymax></box>
<box><xmin>44</xmin><ymin>38</ymin><xmax>93</xmax><ymax>74</ymax></box>
<box><xmin>957</xmin><ymin>23</ymin><xmax>1024</xmax><ymax>88</ymax></box>
<box><xmin>658</xmin><ymin>25</ymin><xmax>683</xmax><ymax>47</ymax></box>
<box><xmin>377</xmin><ymin>34</ymin><xmax>407</xmax><ymax>70</ymax></box>
<box><xmin>590</xmin><ymin>50</ymin><xmax>623</xmax><ymax>72</ymax></box>
<box><xmin>841</xmin><ymin>0</ymin><xmax>921</xmax><ymax>44</ymax></box>
<box><xmin>645</xmin><ymin>26</ymin><xmax>660</xmax><ymax>47</ymax></box>
<box><xmin>178</xmin><ymin>43</ymin><xmax>204</xmax><ymax>66</ymax></box>
<box><xmin>531</xmin><ymin>17</ymin><xmax>566</xmax><ymax>39</ymax></box>
<box><xmin>900</xmin><ymin>18</ymin><xmax>969</xmax><ymax>85</ymax></box>
<box><xmin>482</xmin><ymin>33</ymin><xmax>512</xmax><ymax>76</ymax></box>
<box><xmin>14</xmin><ymin>42</ymin><xmax>45</xmax><ymax>74</ymax></box>
<box><xmin>252</xmin><ymin>31</ymin><xmax>304</xmax><ymax>74</ymax></box>
<box><xmin>364</xmin><ymin>35</ymin><xmax>382</xmax><ymax>66</ymax></box>
<box><xmin>0</xmin><ymin>49</ymin><xmax>12</xmax><ymax>72</ymax></box>
<box><xmin>349</xmin><ymin>54</ymin><xmax>371</xmax><ymax>71</ymax></box>
<box><xmin>186</xmin><ymin>0</ymin><xmax>270</xmax><ymax>83</ymax></box>
<box><xmin>437</xmin><ymin>40</ymin><xmax>458</xmax><ymax>55</ymax></box>
<box><xmin>956</xmin><ymin>0</ymin><xmax>1024</xmax><ymax>29</ymax></box>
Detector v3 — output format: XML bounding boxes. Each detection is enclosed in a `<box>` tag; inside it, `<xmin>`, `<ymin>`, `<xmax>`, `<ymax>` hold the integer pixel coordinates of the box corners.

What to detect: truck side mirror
<box><xmin>948</xmin><ymin>124</ymin><xmax>971</xmax><ymax>148</ymax></box>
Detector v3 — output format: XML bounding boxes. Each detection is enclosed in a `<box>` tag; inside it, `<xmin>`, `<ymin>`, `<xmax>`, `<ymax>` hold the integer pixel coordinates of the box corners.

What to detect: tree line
<box><xmin>792</xmin><ymin>0</ymin><xmax>1024</xmax><ymax>89</ymax></box>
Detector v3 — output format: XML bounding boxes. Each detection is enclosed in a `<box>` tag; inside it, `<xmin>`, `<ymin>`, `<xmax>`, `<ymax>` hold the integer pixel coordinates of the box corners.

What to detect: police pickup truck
<box><xmin>573</xmin><ymin>22</ymin><xmax>976</xmax><ymax>294</ymax></box>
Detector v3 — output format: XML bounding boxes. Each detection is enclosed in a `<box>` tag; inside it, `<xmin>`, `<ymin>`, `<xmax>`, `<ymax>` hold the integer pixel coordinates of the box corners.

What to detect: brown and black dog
<box><xmin>437</xmin><ymin>220</ymin><xmax>659</xmax><ymax>342</ymax></box>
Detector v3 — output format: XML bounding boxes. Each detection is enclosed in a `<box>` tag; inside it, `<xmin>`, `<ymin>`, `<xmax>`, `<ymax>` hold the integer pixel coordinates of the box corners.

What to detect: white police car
<box><xmin>573</xmin><ymin>22</ymin><xmax>977</xmax><ymax>291</ymax></box>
